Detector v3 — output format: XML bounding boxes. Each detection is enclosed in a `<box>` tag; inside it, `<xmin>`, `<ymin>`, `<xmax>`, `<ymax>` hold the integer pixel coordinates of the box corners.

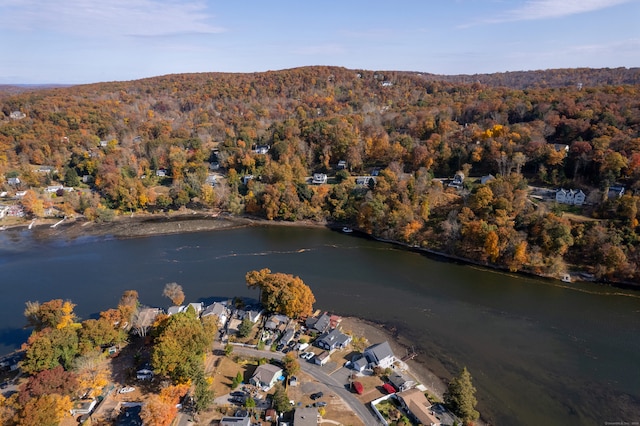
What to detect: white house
<box><xmin>253</xmin><ymin>145</ymin><xmax>270</xmax><ymax>155</ymax></box>
<box><xmin>352</xmin><ymin>341</ymin><xmax>397</xmax><ymax>371</ymax></box>
<box><xmin>167</xmin><ymin>305</ymin><xmax>185</xmax><ymax>316</ymax></box>
<box><xmin>556</xmin><ymin>189</ymin><xmax>586</xmax><ymax>206</ymax></box>
<box><xmin>312</xmin><ymin>173</ymin><xmax>327</xmax><ymax>184</ymax></box>
<box><xmin>250</xmin><ymin>364</ymin><xmax>283</xmax><ymax>390</ymax></box>
<box><xmin>7</xmin><ymin>177</ymin><xmax>20</xmax><ymax>186</ymax></box>
<box><xmin>188</xmin><ymin>302</ymin><xmax>204</xmax><ymax>315</ymax></box>
<box><xmin>46</xmin><ymin>185</ymin><xmax>64</xmax><ymax>193</ymax></box>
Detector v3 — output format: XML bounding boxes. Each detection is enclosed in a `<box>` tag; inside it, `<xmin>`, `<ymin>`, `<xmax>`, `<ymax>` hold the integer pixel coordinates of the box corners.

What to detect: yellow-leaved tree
<box><xmin>246</xmin><ymin>268</ymin><xmax>315</xmax><ymax>319</ymax></box>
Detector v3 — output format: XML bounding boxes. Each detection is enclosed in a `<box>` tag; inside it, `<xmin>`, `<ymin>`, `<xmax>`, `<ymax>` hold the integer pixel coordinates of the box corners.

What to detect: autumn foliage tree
<box><xmin>245</xmin><ymin>268</ymin><xmax>315</xmax><ymax>318</ymax></box>
<box><xmin>162</xmin><ymin>282</ymin><xmax>185</xmax><ymax>306</ymax></box>
<box><xmin>152</xmin><ymin>310</ymin><xmax>212</xmax><ymax>383</ymax></box>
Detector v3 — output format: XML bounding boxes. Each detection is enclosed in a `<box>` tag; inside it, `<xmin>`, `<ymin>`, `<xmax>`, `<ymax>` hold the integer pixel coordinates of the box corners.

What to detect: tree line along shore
<box><xmin>0</xmin><ymin>66</ymin><xmax>639</xmax><ymax>285</ymax></box>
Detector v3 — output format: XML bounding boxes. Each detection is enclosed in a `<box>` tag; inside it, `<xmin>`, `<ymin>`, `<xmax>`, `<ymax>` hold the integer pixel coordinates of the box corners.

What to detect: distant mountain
<box><xmin>0</xmin><ymin>84</ymin><xmax>74</xmax><ymax>94</ymax></box>
<box><xmin>409</xmin><ymin>67</ymin><xmax>640</xmax><ymax>89</ymax></box>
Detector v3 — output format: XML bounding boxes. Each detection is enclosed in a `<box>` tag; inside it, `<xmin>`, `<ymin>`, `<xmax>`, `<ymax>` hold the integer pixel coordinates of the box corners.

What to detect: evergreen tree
<box><xmin>444</xmin><ymin>367</ymin><xmax>479</xmax><ymax>424</ymax></box>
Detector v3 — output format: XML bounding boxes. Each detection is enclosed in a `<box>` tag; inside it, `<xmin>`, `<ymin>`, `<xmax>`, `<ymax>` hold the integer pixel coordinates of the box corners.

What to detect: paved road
<box><xmin>222</xmin><ymin>344</ymin><xmax>383</xmax><ymax>425</ymax></box>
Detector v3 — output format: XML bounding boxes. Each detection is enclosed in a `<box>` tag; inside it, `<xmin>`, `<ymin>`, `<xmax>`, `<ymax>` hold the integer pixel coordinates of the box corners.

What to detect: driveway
<box><xmin>221</xmin><ymin>344</ymin><xmax>382</xmax><ymax>425</ymax></box>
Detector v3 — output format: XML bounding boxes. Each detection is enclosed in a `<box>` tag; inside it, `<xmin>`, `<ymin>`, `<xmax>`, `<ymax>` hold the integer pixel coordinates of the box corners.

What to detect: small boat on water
<box><xmin>341</xmin><ymin>226</ymin><xmax>353</xmax><ymax>233</ymax></box>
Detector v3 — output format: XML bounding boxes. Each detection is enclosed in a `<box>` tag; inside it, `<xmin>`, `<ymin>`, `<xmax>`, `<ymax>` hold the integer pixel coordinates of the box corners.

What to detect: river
<box><xmin>0</xmin><ymin>224</ymin><xmax>638</xmax><ymax>425</ymax></box>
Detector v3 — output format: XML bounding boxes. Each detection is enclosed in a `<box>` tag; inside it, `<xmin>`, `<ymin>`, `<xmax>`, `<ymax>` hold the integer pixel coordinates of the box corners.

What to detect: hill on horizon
<box><xmin>1</xmin><ymin>66</ymin><xmax>639</xmax><ymax>92</ymax></box>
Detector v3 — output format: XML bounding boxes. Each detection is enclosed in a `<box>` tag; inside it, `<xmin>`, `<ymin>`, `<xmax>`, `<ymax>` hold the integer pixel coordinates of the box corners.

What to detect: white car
<box><xmin>300</xmin><ymin>352</ymin><xmax>315</xmax><ymax>360</ymax></box>
<box><xmin>119</xmin><ymin>386</ymin><xmax>135</xmax><ymax>394</ymax></box>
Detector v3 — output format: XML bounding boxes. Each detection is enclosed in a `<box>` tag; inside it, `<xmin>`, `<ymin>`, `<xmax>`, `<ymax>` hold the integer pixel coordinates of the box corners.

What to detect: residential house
<box><xmin>250</xmin><ymin>364</ymin><xmax>283</xmax><ymax>390</ymax></box>
<box><xmin>448</xmin><ymin>172</ymin><xmax>464</xmax><ymax>189</ymax></box>
<box><xmin>219</xmin><ymin>417</ymin><xmax>250</xmax><ymax>426</ymax></box>
<box><xmin>388</xmin><ymin>370</ymin><xmax>416</xmax><ymax>392</ymax></box>
<box><xmin>205</xmin><ymin>174</ymin><xmax>217</xmax><ymax>186</ymax></box>
<box><xmin>70</xmin><ymin>399</ymin><xmax>97</xmax><ymax>416</ymax></box>
<box><xmin>355</xmin><ymin>176</ymin><xmax>375</xmax><ymax>186</ymax></box>
<box><xmin>99</xmin><ymin>140</ymin><xmax>109</xmax><ymax>148</ymax></box>
<box><xmin>352</xmin><ymin>341</ymin><xmax>396</xmax><ymax>371</ymax></box>
<box><xmin>337</xmin><ymin>160</ymin><xmax>347</xmax><ymax>170</ymax></box>
<box><xmin>82</xmin><ymin>175</ymin><xmax>92</xmax><ymax>183</ymax></box>
<box><xmin>312</xmin><ymin>173</ymin><xmax>327</xmax><ymax>184</ymax></box>
<box><xmin>573</xmin><ymin>190</ymin><xmax>586</xmax><ymax>205</ymax></box>
<box><xmin>7</xmin><ymin>177</ymin><xmax>20</xmax><ymax>186</ymax></box>
<box><xmin>265</xmin><ymin>314</ymin><xmax>289</xmax><ymax>331</ymax></box>
<box><xmin>306</xmin><ymin>312</ymin><xmax>331</xmax><ymax>334</ymax></box>
<box><xmin>35</xmin><ymin>166</ymin><xmax>55</xmax><ymax>174</ymax></box>
<box><xmin>167</xmin><ymin>305</ymin><xmax>185</xmax><ymax>316</ymax></box>
<box><xmin>253</xmin><ymin>145</ymin><xmax>270</xmax><ymax>154</ymax></box>
<box><xmin>553</xmin><ymin>143</ymin><xmax>570</xmax><ymax>153</ymax></box>
<box><xmin>227</xmin><ymin>317</ymin><xmax>242</xmax><ymax>335</ymax></box>
<box><xmin>396</xmin><ymin>388</ymin><xmax>442</xmax><ymax>426</ymax></box>
<box><xmin>9</xmin><ymin>111</ymin><xmax>26</xmax><ymax>120</ymax></box>
<box><xmin>188</xmin><ymin>302</ymin><xmax>204</xmax><ymax>315</ymax></box>
<box><xmin>480</xmin><ymin>174</ymin><xmax>495</xmax><ymax>185</ymax></box>
<box><xmin>46</xmin><ymin>185</ymin><xmax>64</xmax><ymax>193</ymax></box>
<box><xmin>556</xmin><ymin>188</ymin><xmax>587</xmax><ymax>206</ymax></box>
<box><xmin>156</xmin><ymin>169</ymin><xmax>167</xmax><ymax>177</ymax></box>
<box><xmin>244</xmin><ymin>309</ymin><xmax>263</xmax><ymax>323</ymax></box>
<box><xmin>608</xmin><ymin>185</ymin><xmax>625</xmax><ymax>199</ymax></box>
<box><xmin>315</xmin><ymin>329</ymin><xmax>352</xmax><ymax>351</ymax></box>
<box><xmin>0</xmin><ymin>205</ymin><xmax>8</xmax><ymax>219</ymax></box>
<box><xmin>294</xmin><ymin>406</ymin><xmax>320</xmax><ymax>426</ymax></box>
<box><xmin>280</xmin><ymin>328</ymin><xmax>296</xmax><ymax>345</ymax></box>
<box><xmin>242</xmin><ymin>175</ymin><xmax>254</xmax><ymax>185</ymax></box>
<box><xmin>314</xmin><ymin>351</ymin><xmax>331</xmax><ymax>366</ymax></box>
<box><xmin>201</xmin><ymin>302</ymin><xmax>230</xmax><ymax>328</ymax></box>
<box><xmin>136</xmin><ymin>368</ymin><xmax>153</xmax><ymax>380</ymax></box>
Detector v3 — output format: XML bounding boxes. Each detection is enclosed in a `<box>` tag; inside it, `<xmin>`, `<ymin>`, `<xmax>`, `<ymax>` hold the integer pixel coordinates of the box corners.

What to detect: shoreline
<box><xmin>4</xmin><ymin>211</ymin><xmax>640</xmax><ymax>290</ymax></box>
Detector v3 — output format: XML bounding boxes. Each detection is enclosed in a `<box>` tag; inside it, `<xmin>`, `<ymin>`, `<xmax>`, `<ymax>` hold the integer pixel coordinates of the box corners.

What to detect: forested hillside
<box><xmin>1</xmin><ymin>66</ymin><xmax>639</xmax><ymax>283</ymax></box>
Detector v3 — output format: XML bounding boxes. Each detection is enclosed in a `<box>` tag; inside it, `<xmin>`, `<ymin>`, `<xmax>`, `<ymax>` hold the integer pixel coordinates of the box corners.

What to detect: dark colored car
<box><xmin>310</xmin><ymin>392</ymin><xmax>324</xmax><ymax>400</ymax></box>
<box><xmin>313</xmin><ymin>401</ymin><xmax>327</xmax><ymax>407</ymax></box>
<box><xmin>230</xmin><ymin>391</ymin><xmax>245</xmax><ymax>397</ymax></box>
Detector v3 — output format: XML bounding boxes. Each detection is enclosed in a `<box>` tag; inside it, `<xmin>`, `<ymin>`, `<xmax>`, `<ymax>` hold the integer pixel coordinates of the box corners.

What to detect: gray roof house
<box><xmin>388</xmin><ymin>370</ymin><xmax>417</xmax><ymax>392</ymax></box>
<box><xmin>280</xmin><ymin>328</ymin><xmax>296</xmax><ymax>345</ymax></box>
<box><xmin>250</xmin><ymin>364</ymin><xmax>283</xmax><ymax>390</ymax></box>
<box><xmin>294</xmin><ymin>406</ymin><xmax>320</xmax><ymax>426</ymax></box>
<box><xmin>316</xmin><ymin>329</ymin><xmax>352</xmax><ymax>351</ymax></box>
<box><xmin>167</xmin><ymin>305</ymin><xmax>185</xmax><ymax>316</ymax></box>
<box><xmin>219</xmin><ymin>416</ymin><xmax>250</xmax><ymax>426</ymax></box>
<box><xmin>306</xmin><ymin>312</ymin><xmax>331</xmax><ymax>334</ymax></box>
<box><xmin>351</xmin><ymin>341</ymin><xmax>397</xmax><ymax>371</ymax></box>
<box><xmin>201</xmin><ymin>302</ymin><xmax>230</xmax><ymax>327</ymax></box>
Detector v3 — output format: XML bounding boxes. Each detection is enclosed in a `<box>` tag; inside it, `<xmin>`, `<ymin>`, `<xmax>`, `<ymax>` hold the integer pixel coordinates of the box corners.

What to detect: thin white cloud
<box><xmin>463</xmin><ymin>0</ymin><xmax>635</xmax><ymax>26</ymax></box>
<box><xmin>0</xmin><ymin>0</ymin><xmax>224</xmax><ymax>37</ymax></box>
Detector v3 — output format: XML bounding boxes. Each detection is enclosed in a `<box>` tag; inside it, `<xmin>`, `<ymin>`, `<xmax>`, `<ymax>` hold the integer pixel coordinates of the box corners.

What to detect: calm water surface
<box><xmin>0</xmin><ymin>225</ymin><xmax>639</xmax><ymax>425</ymax></box>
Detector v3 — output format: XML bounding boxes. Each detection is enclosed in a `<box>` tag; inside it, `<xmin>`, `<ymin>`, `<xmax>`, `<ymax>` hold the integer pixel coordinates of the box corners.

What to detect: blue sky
<box><xmin>0</xmin><ymin>0</ymin><xmax>638</xmax><ymax>84</ymax></box>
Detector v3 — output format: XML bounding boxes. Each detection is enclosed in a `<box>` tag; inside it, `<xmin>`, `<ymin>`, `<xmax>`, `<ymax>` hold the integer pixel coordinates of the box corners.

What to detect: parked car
<box><xmin>313</xmin><ymin>401</ymin><xmax>327</xmax><ymax>407</ymax></box>
<box><xmin>300</xmin><ymin>352</ymin><xmax>314</xmax><ymax>360</ymax></box>
<box><xmin>310</xmin><ymin>392</ymin><xmax>324</xmax><ymax>400</ymax></box>
<box><xmin>230</xmin><ymin>391</ymin><xmax>245</xmax><ymax>397</ymax></box>
<box><xmin>119</xmin><ymin>386</ymin><xmax>135</xmax><ymax>394</ymax></box>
